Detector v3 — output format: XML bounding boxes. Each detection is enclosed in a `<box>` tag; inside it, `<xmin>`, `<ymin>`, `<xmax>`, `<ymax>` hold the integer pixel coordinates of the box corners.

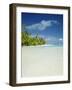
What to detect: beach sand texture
<box><xmin>21</xmin><ymin>46</ymin><xmax>63</xmax><ymax>77</ymax></box>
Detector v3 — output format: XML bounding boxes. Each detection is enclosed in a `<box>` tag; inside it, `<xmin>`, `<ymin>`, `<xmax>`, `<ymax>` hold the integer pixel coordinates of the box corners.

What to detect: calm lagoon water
<box><xmin>21</xmin><ymin>45</ymin><xmax>63</xmax><ymax>77</ymax></box>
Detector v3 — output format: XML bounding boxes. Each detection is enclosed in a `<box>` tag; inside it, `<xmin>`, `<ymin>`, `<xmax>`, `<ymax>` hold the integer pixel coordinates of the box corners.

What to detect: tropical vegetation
<box><xmin>21</xmin><ymin>26</ymin><xmax>46</xmax><ymax>46</ymax></box>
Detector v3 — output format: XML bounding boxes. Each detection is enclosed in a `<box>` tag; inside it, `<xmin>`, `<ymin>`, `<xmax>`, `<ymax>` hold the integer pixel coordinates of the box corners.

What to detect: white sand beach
<box><xmin>21</xmin><ymin>46</ymin><xmax>63</xmax><ymax>77</ymax></box>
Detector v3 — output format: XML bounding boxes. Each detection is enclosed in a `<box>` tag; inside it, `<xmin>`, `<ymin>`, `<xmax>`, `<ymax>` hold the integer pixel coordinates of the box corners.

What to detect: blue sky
<box><xmin>21</xmin><ymin>12</ymin><xmax>63</xmax><ymax>46</ymax></box>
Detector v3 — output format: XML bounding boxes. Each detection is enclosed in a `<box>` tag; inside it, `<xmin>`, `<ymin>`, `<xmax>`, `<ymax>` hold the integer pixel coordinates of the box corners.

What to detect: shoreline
<box><xmin>22</xmin><ymin>44</ymin><xmax>63</xmax><ymax>47</ymax></box>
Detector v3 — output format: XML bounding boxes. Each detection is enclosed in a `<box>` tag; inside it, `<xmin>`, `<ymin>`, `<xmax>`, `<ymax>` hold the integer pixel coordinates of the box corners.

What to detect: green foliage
<box><xmin>21</xmin><ymin>24</ymin><xmax>46</xmax><ymax>46</ymax></box>
<box><xmin>21</xmin><ymin>31</ymin><xmax>46</xmax><ymax>46</ymax></box>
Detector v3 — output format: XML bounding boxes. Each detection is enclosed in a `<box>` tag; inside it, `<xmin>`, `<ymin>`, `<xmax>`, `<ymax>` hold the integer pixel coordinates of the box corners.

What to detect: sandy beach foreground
<box><xmin>21</xmin><ymin>46</ymin><xmax>63</xmax><ymax>77</ymax></box>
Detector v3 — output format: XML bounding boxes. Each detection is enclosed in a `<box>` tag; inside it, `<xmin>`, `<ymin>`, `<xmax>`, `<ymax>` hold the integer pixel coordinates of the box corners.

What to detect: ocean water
<box><xmin>21</xmin><ymin>45</ymin><xmax>63</xmax><ymax>77</ymax></box>
<box><xmin>23</xmin><ymin>44</ymin><xmax>63</xmax><ymax>47</ymax></box>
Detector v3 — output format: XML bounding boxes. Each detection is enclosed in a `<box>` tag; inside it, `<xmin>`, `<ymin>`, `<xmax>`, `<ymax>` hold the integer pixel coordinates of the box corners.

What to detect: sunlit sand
<box><xmin>21</xmin><ymin>45</ymin><xmax>63</xmax><ymax>77</ymax></box>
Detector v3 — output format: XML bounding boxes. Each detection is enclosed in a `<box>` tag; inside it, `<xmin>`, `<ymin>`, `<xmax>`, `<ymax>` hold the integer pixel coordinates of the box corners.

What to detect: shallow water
<box><xmin>21</xmin><ymin>46</ymin><xmax>63</xmax><ymax>77</ymax></box>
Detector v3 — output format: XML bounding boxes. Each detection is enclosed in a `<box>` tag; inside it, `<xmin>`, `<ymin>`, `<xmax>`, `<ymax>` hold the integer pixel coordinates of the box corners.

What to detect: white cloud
<box><xmin>47</xmin><ymin>37</ymin><xmax>58</xmax><ymax>41</ymax></box>
<box><xmin>46</xmin><ymin>37</ymin><xmax>63</xmax><ymax>43</ymax></box>
<box><xmin>59</xmin><ymin>38</ymin><xmax>63</xmax><ymax>41</ymax></box>
<box><xmin>26</xmin><ymin>20</ymin><xmax>58</xmax><ymax>31</ymax></box>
